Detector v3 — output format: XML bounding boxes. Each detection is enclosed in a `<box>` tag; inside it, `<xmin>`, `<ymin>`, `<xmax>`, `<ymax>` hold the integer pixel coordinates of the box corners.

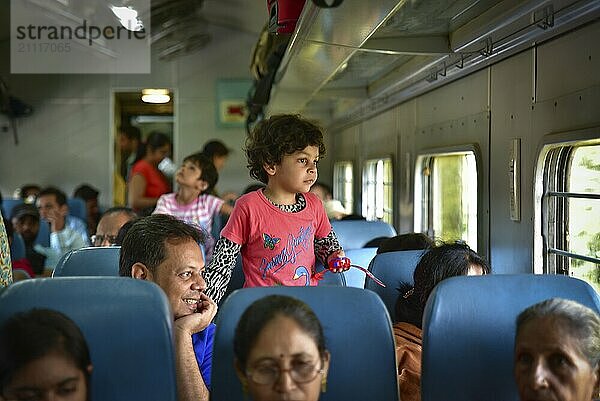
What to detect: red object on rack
<box><xmin>267</xmin><ymin>0</ymin><xmax>307</xmax><ymax>34</ymax></box>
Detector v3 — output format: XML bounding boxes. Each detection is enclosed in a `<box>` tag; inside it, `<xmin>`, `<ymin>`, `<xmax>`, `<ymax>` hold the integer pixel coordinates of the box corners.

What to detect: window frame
<box><xmin>333</xmin><ymin>160</ymin><xmax>354</xmax><ymax>214</ymax></box>
<box><xmin>534</xmin><ymin>128</ymin><xmax>600</xmax><ymax>277</ymax></box>
<box><xmin>414</xmin><ymin>144</ymin><xmax>481</xmax><ymax>249</ymax></box>
<box><xmin>361</xmin><ymin>156</ymin><xmax>393</xmax><ymax>224</ymax></box>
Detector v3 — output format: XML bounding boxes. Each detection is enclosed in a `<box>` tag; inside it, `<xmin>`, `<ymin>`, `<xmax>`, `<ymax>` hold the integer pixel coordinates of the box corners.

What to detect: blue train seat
<box><xmin>9</xmin><ymin>232</ymin><xmax>26</xmax><ymax>261</ymax></box>
<box><xmin>331</xmin><ymin>220</ymin><xmax>396</xmax><ymax>250</ymax></box>
<box><xmin>35</xmin><ymin>218</ymin><xmax>51</xmax><ymax>247</ymax></box>
<box><xmin>211</xmin><ymin>286</ymin><xmax>398</xmax><ymax>401</ymax></box>
<box><xmin>53</xmin><ymin>246</ymin><xmax>121</xmax><ymax>277</ymax></box>
<box><xmin>421</xmin><ymin>274</ymin><xmax>600</xmax><ymax>401</ymax></box>
<box><xmin>2</xmin><ymin>198</ymin><xmax>24</xmax><ymax>219</ymax></box>
<box><xmin>365</xmin><ymin>249</ymin><xmax>426</xmax><ymax>321</ymax></box>
<box><xmin>0</xmin><ymin>277</ymin><xmax>177</xmax><ymax>401</ymax></box>
<box><xmin>67</xmin><ymin>197</ymin><xmax>87</xmax><ymax>222</ymax></box>
<box><xmin>219</xmin><ymin>255</ymin><xmax>244</xmax><ymax>306</ymax></box>
<box><xmin>343</xmin><ymin>247</ymin><xmax>378</xmax><ymax>288</ymax></box>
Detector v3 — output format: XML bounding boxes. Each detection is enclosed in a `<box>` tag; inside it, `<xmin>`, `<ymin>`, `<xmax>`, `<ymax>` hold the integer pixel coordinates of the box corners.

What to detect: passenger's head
<box><xmin>377</xmin><ymin>233</ymin><xmax>434</xmax><ymax>254</ymax></box>
<box><xmin>10</xmin><ymin>204</ymin><xmax>40</xmax><ymax>243</ymax></box>
<box><xmin>143</xmin><ymin>132</ymin><xmax>171</xmax><ymax>166</ymax></box>
<box><xmin>92</xmin><ymin>207</ymin><xmax>137</xmax><ymax>246</ymax></box>
<box><xmin>73</xmin><ymin>184</ymin><xmax>100</xmax><ymax>227</ymax></box>
<box><xmin>37</xmin><ymin>187</ymin><xmax>68</xmax><ymax>221</ymax></box>
<box><xmin>396</xmin><ymin>241</ymin><xmax>491</xmax><ymax>328</ymax></box>
<box><xmin>0</xmin><ymin>309</ymin><xmax>92</xmax><ymax>401</ymax></box>
<box><xmin>245</xmin><ymin>114</ymin><xmax>326</xmax><ymax>184</ymax></box>
<box><xmin>177</xmin><ymin>153</ymin><xmax>218</xmax><ymax>194</ymax></box>
<box><xmin>19</xmin><ymin>185</ymin><xmax>41</xmax><ymax>204</ymax></box>
<box><xmin>202</xmin><ymin>140</ymin><xmax>230</xmax><ymax>171</ymax></box>
<box><xmin>309</xmin><ymin>182</ymin><xmax>332</xmax><ymax>202</ymax></box>
<box><xmin>119</xmin><ymin>126</ymin><xmax>141</xmax><ymax>153</ymax></box>
<box><xmin>234</xmin><ymin>295</ymin><xmax>330</xmax><ymax>401</ymax></box>
<box><xmin>514</xmin><ymin>298</ymin><xmax>600</xmax><ymax>401</ymax></box>
<box><xmin>119</xmin><ymin>214</ymin><xmax>206</xmax><ymax>320</ymax></box>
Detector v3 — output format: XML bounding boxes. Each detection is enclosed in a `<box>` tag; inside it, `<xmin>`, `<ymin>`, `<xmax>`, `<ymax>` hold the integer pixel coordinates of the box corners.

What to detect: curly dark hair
<box><xmin>245</xmin><ymin>114</ymin><xmax>326</xmax><ymax>183</ymax></box>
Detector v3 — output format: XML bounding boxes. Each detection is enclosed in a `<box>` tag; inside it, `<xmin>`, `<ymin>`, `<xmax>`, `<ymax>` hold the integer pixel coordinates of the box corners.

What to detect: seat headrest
<box><xmin>53</xmin><ymin>246</ymin><xmax>120</xmax><ymax>277</ymax></box>
<box><xmin>366</xmin><ymin>249</ymin><xmax>425</xmax><ymax>320</ymax></box>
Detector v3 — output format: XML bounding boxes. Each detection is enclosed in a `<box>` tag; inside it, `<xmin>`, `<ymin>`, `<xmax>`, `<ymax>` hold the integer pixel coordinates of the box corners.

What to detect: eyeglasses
<box><xmin>91</xmin><ymin>234</ymin><xmax>118</xmax><ymax>246</ymax></box>
<box><xmin>246</xmin><ymin>360</ymin><xmax>324</xmax><ymax>385</ymax></box>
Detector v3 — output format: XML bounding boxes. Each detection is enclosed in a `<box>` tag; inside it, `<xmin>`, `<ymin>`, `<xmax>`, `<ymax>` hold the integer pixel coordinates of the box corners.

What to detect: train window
<box><xmin>362</xmin><ymin>158</ymin><xmax>393</xmax><ymax>224</ymax></box>
<box><xmin>415</xmin><ymin>151</ymin><xmax>478</xmax><ymax>250</ymax></box>
<box><xmin>333</xmin><ymin>161</ymin><xmax>353</xmax><ymax>214</ymax></box>
<box><xmin>538</xmin><ymin>141</ymin><xmax>600</xmax><ymax>292</ymax></box>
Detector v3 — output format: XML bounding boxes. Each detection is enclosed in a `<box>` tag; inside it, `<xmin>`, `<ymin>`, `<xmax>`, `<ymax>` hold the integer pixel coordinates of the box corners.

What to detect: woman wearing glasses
<box><xmin>234</xmin><ymin>295</ymin><xmax>330</xmax><ymax>401</ymax></box>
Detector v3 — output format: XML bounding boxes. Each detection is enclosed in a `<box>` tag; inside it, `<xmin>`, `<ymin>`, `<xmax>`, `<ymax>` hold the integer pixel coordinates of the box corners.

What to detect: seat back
<box><xmin>331</xmin><ymin>220</ymin><xmax>396</xmax><ymax>250</ymax></box>
<box><xmin>343</xmin><ymin>247</ymin><xmax>377</xmax><ymax>288</ymax></box>
<box><xmin>53</xmin><ymin>246</ymin><xmax>121</xmax><ymax>277</ymax></box>
<box><xmin>10</xmin><ymin>232</ymin><xmax>26</xmax><ymax>261</ymax></box>
<box><xmin>0</xmin><ymin>277</ymin><xmax>177</xmax><ymax>401</ymax></box>
<box><xmin>365</xmin><ymin>250</ymin><xmax>425</xmax><ymax>320</ymax></box>
<box><xmin>211</xmin><ymin>286</ymin><xmax>398</xmax><ymax>401</ymax></box>
<box><xmin>421</xmin><ymin>274</ymin><xmax>600</xmax><ymax>401</ymax></box>
<box><xmin>35</xmin><ymin>219</ymin><xmax>51</xmax><ymax>247</ymax></box>
<box><xmin>67</xmin><ymin>197</ymin><xmax>87</xmax><ymax>222</ymax></box>
<box><xmin>2</xmin><ymin>198</ymin><xmax>24</xmax><ymax>219</ymax></box>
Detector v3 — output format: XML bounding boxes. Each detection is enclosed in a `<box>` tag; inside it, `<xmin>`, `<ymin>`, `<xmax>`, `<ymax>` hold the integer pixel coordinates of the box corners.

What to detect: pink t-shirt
<box><xmin>153</xmin><ymin>193</ymin><xmax>224</xmax><ymax>262</ymax></box>
<box><xmin>221</xmin><ymin>190</ymin><xmax>331</xmax><ymax>287</ymax></box>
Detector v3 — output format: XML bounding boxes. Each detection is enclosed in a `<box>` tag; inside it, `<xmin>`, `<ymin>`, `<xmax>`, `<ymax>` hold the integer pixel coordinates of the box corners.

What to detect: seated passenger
<box><xmin>514</xmin><ymin>298</ymin><xmax>600</xmax><ymax>401</ymax></box>
<box><xmin>10</xmin><ymin>204</ymin><xmax>46</xmax><ymax>275</ymax></box>
<box><xmin>394</xmin><ymin>242</ymin><xmax>491</xmax><ymax>401</ymax></box>
<box><xmin>119</xmin><ymin>214</ymin><xmax>217</xmax><ymax>401</ymax></box>
<box><xmin>36</xmin><ymin>187</ymin><xmax>88</xmax><ymax>271</ymax></box>
<box><xmin>309</xmin><ymin>182</ymin><xmax>347</xmax><ymax>220</ymax></box>
<box><xmin>234</xmin><ymin>295</ymin><xmax>330</xmax><ymax>401</ymax></box>
<box><xmin>18</xmin><ymin>184</ymin><xmax>41</xmax><ymax>204</ymax></box>
<box><xmin>0</xmin><ymin>308</ymin><xmax>93</xmax><ymax>401</ymax></box>
<box><xmin>91</xmin><ymin>207</ymin><xmax>137</xmax><ymax>247</ymax></box>
<box><xmin>0</xmin><ymin>213</ymin><xmax>12</xmax><ymax>287</ymax></box>
<box><xmin>153</xmin><ymin>153</ymin><xmax>233</xmax><ymax>263</ymax></box>
<box><xmin>377</xmin><ymin>233</ymin><xmax>434</xmax><ymax>254</ymax></box>
<box><xmin>73</xmin><ymin>184</ymin><xmax>100</xmax><ymax>236</ymax></box>
<box><xmin>3</xmin><ymin>215</ymin><xmax>34</xmax><ymax>280</ymax></box>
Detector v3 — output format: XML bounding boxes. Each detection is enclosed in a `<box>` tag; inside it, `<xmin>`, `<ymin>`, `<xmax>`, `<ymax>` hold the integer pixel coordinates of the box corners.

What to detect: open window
<box><xmin>415</xmin><ymin>150</ymin><xmax>478</xmax><ymax>250</ymax></box>
<box><xmin>536</xmin><ymin>135</ymin><xmax>600</xmax><ymax>292</ymax></box>
<box><xmin>333</xmin><ymin>161</ymin><xmax>353</xmax><ymax>214</ymax></box>
<box><xmin>362</xmin><ymin>157</ymin><xmax>393</xmax><ymax>224</ymax></box>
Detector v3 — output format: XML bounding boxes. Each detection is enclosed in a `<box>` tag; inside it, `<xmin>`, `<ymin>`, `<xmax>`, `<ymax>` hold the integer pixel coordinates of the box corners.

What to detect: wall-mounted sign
<box><xmin>216</xmin><ymin>79</ymin><xmax>252</xmax><ymax>128</ymax></box>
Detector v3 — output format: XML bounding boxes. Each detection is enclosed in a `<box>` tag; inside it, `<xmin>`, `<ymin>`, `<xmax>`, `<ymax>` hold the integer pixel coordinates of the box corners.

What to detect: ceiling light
<box><xmin>110</xmin><ymin>5</ymin><xmax>144</xmax><ymax>31</ymax></box>
<box><xmin>141</xmin><ymin>89</ymin><xmax>170</xmax><ymax>104</ymax></box>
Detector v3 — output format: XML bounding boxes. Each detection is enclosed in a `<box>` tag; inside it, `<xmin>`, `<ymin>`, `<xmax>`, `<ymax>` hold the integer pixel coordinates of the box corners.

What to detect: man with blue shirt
<box><xmin>36</xmin><ymin>186</ymin><xmax>88</xmax><ymax>272</ymax></box>
<box><xmin>119</xmin><ymin>214</ymin><xmax>216</xmax><ymax>401</ymax></box>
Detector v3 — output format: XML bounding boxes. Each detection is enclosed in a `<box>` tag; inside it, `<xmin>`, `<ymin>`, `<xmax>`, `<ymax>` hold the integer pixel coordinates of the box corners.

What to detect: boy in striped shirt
<box><xmin>154</xmin><ymin>153</ymin><xmax>233</xmax><ymax>262</ymax></box>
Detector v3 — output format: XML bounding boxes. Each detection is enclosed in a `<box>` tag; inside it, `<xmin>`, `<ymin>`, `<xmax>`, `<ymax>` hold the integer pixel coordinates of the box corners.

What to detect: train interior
<box><xmin>0</xmin><ymin>0</ymin><xmax>599</xmax><ymax>400</ymax></box>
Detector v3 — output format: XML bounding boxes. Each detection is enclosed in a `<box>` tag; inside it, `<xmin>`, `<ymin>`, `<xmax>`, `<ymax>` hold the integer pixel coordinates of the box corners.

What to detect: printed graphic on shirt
<box><xmin>262</xmin><ymin>233</ymin><xmax>281</xmax><ymax>250</ymax></box>
<box><xmin>292</xmin><ymin>266</ymin><xmax>311</xmax><ymax>286</ymax></box>
<box><xmin>259</xmin><ymin>226</ymin><xmax>313</xmax><ymax>280</ymax></box>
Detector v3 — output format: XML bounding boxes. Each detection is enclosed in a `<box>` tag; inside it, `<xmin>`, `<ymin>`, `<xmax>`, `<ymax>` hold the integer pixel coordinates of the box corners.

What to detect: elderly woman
<box><xmin>234</xmin><ymin>295</ymin><xmax>330</xmax><ymax>401</ymax></box>
<box><xmin>514</xmin><ymin>298</ymin><xmax>600</xmax><ymax>401</ymax></box>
